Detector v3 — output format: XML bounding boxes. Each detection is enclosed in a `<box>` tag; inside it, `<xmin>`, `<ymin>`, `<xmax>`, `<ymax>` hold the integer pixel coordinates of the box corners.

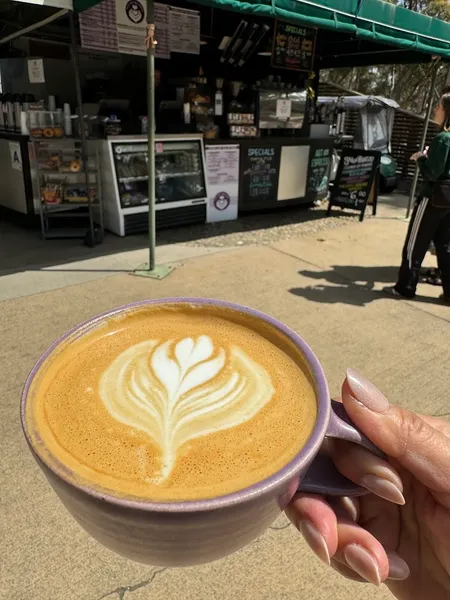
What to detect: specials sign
<box><xmin>327</xmin><ymin>149</ymin><xmax>381</xmax><ymax>221</ymax></box>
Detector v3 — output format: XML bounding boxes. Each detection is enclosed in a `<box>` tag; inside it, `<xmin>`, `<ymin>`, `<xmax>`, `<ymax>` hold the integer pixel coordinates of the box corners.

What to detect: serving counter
<box><xmin>0</xmin><ymin>130</ymin><xmax>334</xmax><ymax>237</ymax></box>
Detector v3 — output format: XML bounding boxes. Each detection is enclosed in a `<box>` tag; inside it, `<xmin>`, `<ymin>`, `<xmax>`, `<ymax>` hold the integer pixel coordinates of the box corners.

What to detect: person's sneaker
<box><xmin>382</xmin><ymin>286</ymin><xmax>403</xmax><ymax>297</ymax></box>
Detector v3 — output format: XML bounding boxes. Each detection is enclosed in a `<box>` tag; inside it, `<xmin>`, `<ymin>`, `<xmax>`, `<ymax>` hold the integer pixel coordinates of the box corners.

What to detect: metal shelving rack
<box><xmin>32</xmin><ymin>138</ymin><xmax>104</xmax><ymax>241</ymax></box>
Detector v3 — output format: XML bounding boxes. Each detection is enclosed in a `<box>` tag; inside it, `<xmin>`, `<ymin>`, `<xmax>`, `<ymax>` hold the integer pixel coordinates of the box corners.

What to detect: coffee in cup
<box><xmin>26</xmin><ymin>302</ymin><xmax>317</xmax><ymax>502</ymax></box>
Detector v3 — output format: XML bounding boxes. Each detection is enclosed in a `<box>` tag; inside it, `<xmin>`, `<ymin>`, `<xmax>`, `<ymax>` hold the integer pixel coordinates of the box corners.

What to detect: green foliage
<box><xmin>323</xmin><ymin>0</ymin><xmax>450</xmax><ymax>113</ymax></box>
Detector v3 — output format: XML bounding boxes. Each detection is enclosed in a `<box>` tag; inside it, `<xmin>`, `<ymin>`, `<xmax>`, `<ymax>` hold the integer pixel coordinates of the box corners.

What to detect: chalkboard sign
<box><xmin>327</xmin><ymin>149</ymin><xmax>381</xmax><ymax>221</ymax></box>
<box><xmin>241</xmin><ymin>146</ymin><xmax>281</xmax><ymax>204</ymax></box>
<box><xmin>271</xmin><ymin>21</ymin><xmax>316</xmax><ymax>72</ymax></box>
<box><xmin>308</xmin><ymin>147</ymin><xmax>331</xmax><ymax>195</ymax></box>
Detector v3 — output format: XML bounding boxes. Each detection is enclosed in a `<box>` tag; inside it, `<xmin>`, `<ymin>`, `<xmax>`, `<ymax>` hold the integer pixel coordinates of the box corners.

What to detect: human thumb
<box><xmin>342</xmin><ymin>369</ymin><xmax>450</xmax><ymax>494</ymax></box>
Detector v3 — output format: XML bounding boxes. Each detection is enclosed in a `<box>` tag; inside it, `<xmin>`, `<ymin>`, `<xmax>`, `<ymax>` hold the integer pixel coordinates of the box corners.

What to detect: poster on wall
<box><xmin>205</xmin><ymin>144</ymin><xmax>240</xmax><ymax>223</ymax></box>
<box><xmin>27</xmin><ymin>59</ymin><xmax>45</xmax><ymax>84</ymax></box>
<box><xmin>80</xmin><ymin>0</ymin><xmax>172</xmax><ymax>59</ymax></box>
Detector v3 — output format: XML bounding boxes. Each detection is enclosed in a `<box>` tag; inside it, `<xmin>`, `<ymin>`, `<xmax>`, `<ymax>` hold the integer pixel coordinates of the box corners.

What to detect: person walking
<box><xmin>385</xmin><ymin>92</ymin><xmax>450</xmax><ymax>302</ymax></box>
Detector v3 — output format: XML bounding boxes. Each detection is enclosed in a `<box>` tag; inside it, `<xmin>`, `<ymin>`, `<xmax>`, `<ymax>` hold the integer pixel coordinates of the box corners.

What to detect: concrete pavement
<box><xmin>1</xmin><ymin>199</ymin><xmax>448</xmax><ymax>600</ymax></box>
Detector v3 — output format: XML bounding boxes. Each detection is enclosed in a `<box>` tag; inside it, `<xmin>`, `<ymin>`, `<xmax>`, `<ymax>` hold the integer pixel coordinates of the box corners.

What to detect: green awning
<box><xmin>174</xmin><ymin>0</ymin><xmax>450</xmax><ymax>60</ymax></box>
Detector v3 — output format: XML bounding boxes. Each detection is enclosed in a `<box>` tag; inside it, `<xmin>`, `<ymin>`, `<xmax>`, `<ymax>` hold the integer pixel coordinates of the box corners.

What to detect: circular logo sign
<box><xmin>213</xmin><ymin>192</ymin><xmax>230</xmax><ymax>211</ymax></box>
<box><xmin>126</xmin><ymin>0</ymin><xmax>144</xmax><ymax>24</ymax></box>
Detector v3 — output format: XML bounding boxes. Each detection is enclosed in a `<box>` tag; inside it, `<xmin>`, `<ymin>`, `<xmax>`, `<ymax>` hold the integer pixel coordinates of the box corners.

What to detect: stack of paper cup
<box><xmin>63</xmin><ymin>103</ymin><xmax>72</xmax><ymax>136</ymax></box>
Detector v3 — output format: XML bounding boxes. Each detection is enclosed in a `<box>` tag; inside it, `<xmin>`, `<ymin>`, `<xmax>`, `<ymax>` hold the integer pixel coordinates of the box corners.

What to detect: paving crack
<box><xmin>96</xmin><ymin>568</ymin><xmax>167</xmax><ymax>600</ymax></box>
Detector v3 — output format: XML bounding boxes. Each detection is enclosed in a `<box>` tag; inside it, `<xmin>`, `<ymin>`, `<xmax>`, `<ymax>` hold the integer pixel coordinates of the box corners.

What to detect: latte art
<box><xmin>30</xmin><ymin>304</ymin><xmax>317</xmax><ymax>501</ymax></box>
<box><xmin>99</xmin><ymin>335</ymin><xmax>275</xmax><ymax>481</ymax></box>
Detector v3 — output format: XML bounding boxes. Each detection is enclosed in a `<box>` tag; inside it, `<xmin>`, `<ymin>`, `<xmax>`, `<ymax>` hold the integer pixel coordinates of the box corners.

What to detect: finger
<box><xmin>287</xmin><ymin>494</ymin><xmax>391</xmax><ymax>584</ymax></box>
<box><xmin>330</xmin><ymin>439</ymin><xmax>405</xmax><ymax>505</ymax></box>
<box><xmin>285</xmin><ymin>493</ymin><xmax>338</xmax><ymax>565</ymax></box>
<box><xmin>331</xmin><ymin>558</ymin><xmax>367</xmax><ymax>583</ymax></box>
<box><xmin>331</xmin><ymin>551</ymin><xmax>410</xmax><ymax>583</ymax></box>
<box><xmin>343</xmin><ymin>369</ymin><xmax>450</xmax><ymax>494</ymax></box>
<box><xmin>332</xmin><ymin>507</ymin><xmax>390</xmax><ymax>585</ymax></box>
<box><xmin>334</xmin><ymin>496</ymin><xmax>360</xmax><ymax>522</ymax></box>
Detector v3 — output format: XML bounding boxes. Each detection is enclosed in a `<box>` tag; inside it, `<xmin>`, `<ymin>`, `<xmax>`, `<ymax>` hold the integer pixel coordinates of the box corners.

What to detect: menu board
<box><xmin>241</xmin><ymin>146</ymin><xmax>281</xmax><ymax>204</ymax></box>
<box><xmin>80</xmin><ymin>0</ymin><xmax>176</xmax><ymax>59</ymax></box>
<box><xmin>271</xmin><ymin>21</ymin><xmax>316</xmax><ymax>72</ymax></box>
<box><xmin>308</xmin><ymin>147</ymin><xmax>331</xmax><ymax>195</ymax></box>
<box><xmin>169</xmin><ymin>6</ymin><xmax>200</xmax><ymax>55</ymax></box>
<box><xmin>205</xmin><ymin>144</ymin><xmax>240</xmax><ymax>223</ymax></box>
<box><xmin>327</xmin><ymin>149</ymin><xmax>380</xmax><ymax>221</ymax></box>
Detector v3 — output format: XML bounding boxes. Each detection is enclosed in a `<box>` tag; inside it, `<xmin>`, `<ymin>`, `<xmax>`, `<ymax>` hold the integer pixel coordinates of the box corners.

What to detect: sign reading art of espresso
<box><xmin>327</xmin><ymin>149</ymin><xmax>381</xmax><ymax>221</ymax></box>
<box><xmin>241</xmin><ymin>146</ymin><xmax>281</xmax><ymax>205</ymax></box>
<box><xmin>271</xmin><ymin>21</ymin><xmax>316</xmax><ymax>72</ymax></box>
<box><xmin>308</xmin><ymin>147</ymin><xmax>331</xmax><ymax>195</ymax></box>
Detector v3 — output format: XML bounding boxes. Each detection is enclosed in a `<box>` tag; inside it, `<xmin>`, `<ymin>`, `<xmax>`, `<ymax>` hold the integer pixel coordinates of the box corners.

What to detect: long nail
<box><xmin>299</xmin><ymin>521</ymin><xmax>330</xmax><ymax>566</ymax></box>
<box><xmin>387</xmin><ymin>552</ymin><xmax>410</xmax><ymax>580</ymax></box>
<box><xmin>344</xmin><ymin>544</ymin><xmax>381</xmax><ymax>586</ymax></box>
<box><xmin>361</xmin><ymin>474</ymin><xmax>405</xmax><ymax>505</ymax></box>
<box><xmin>346</xmin><ymin>369</ymin><xmax>389</xmax><ymax>413</ymax></box>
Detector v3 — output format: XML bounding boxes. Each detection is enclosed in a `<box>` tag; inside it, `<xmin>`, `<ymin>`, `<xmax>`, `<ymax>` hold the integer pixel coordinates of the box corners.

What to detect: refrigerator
<box><xmin>99</xmin><ymin>134</ymin><xmax>208</xmax><ymax>236</ymax></box>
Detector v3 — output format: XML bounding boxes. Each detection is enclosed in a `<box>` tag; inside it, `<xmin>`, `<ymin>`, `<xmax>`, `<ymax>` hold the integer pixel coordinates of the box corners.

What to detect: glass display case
<box><xmin>112</xmin><ymin>139</ymin><xmax>206</xmax><ymax>208</ymax></box>
<box><xmin>100</xmin><ymin>134</ymin><xmax>208</xmax><ymax>236</ymax></box>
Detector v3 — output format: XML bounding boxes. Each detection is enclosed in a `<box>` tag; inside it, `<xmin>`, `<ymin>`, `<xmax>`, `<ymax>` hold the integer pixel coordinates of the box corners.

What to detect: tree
<box><xmin>322</xmin><ymin>0</ymin><xmax>450</xmax><ymax>114</ymax></box>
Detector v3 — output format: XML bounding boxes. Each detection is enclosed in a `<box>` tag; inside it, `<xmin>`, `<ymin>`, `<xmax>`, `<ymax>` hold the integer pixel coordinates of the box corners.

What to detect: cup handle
<box><xmin>298</xmin><ymin>400</ymin><xmax>386</xmax><ymax>496</ymax></box>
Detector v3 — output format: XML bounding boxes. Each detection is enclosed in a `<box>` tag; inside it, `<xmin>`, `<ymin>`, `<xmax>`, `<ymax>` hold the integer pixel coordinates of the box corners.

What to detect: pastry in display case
<box><xmin>32</xmin><ymin>139</ymin><xmax>103</xmax><ymax>240</ymax></box>
<box><xmin>111</xmin><ymin>138</ymin><xmax>206</xmax><ymax>208</ymax></box>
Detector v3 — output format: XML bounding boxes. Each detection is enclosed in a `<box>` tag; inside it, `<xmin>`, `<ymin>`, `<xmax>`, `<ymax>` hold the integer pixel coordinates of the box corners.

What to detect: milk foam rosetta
<box><xmin>99</xmin><ymin>335</ymin><xmax>275</xmax><ymax>481</ymax></box>
<box><xmin>29</xmin><ymin>304</ymin><xmax>317</xmax><ymax>501</ymax></box>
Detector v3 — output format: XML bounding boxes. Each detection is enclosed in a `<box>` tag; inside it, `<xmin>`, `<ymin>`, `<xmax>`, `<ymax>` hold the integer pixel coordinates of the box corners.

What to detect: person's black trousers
<box><xmin>396</xmin><ymin>196</ymin><xmax>450</xmax><ymax>298</ymax></box>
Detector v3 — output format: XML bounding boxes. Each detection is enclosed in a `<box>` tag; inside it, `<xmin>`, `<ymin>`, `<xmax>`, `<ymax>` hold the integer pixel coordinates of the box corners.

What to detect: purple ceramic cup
<box><xmin>21</xmin><ymin>298</ymin><xmax>382</xmax><ymax>567</ymax></box>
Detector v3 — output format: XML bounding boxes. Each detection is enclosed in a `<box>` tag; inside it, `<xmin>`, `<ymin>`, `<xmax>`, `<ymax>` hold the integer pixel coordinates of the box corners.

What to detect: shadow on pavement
<box><xmin>0</xmin><ymin>205</ymin><xmax>341</xmax><ymax>276</ymax></box>
<box><xmin>289</xmin><ymin>264</ymin><xmax>441</xmax><ymax>307</ymax></box>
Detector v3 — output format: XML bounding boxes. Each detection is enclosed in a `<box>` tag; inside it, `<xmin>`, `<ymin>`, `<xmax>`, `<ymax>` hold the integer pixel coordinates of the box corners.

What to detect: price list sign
<box><xmin>271</xmin><ymin>21</ymin><xmax>316</xmax><ymax>72</ymax></box>
<box><xmin>327</xmin><ymin>149</ymin><xmax>381</xmax><ymax>221</ymax></box>
<box><xmin>241</xmin><ymin>146</ymin><xmax>281</xmax><ymax>205</ymax></box>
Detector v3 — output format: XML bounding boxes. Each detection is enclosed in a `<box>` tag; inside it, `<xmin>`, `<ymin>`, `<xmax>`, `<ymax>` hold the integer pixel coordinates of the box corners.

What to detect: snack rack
<box><xmin>31</xmin><ymin>138</ymin><xmax>104</xmax><ymax>241</ymax></box>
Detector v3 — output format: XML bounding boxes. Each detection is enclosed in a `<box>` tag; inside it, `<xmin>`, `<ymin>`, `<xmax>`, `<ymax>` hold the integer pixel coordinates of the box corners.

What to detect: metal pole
<box><xmin>133</xmin><ymin>3</ymin><xmax>172</xmax><ymax>279</ymax></box>
<box><xmin>0</xmin><ymin>9</ymin><xmax>69</xmax><ymax>45</ymax></box>
<box><xmin>69</xmin><ymin>12</ymin><xmax>95</xmax><ymax>245</ymax></box>
<box><xmin>406</xmin><ymin>59</ymin><xmax>440</xmax><ymax>218</ymax></box>
<box><xmin>147</xmin><ymin>0</ymin><xmax>156</xmax><ymax>271</ymax></box>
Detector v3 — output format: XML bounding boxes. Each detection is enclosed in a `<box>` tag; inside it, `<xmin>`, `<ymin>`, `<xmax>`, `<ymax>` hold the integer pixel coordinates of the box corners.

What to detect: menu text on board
<box><xmin>241</xmin><ymin>146</ymin><xmax>281</xmax><ymax>205</ymax></box>
<box><xmin>328</xmin><ymin>149</ymin><xmax>381</xmax><ymax>221</ymax></box>
<box><xmin>271</xmin><ymin>21</ymin><xmax>316</xmax><ymax>72</ymax></box>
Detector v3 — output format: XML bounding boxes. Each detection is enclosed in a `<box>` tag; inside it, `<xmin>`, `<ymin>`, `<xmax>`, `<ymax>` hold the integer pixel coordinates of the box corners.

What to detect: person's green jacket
<box><xmin>418</xmin><ymin>131</ymin><xmax>450</xmax><ymax>197</ymax></box>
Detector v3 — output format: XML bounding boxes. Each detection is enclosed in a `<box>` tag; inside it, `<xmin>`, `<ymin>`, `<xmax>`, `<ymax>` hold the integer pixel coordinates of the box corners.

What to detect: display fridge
<box><xmin>99</xmin><ymin>134</ymin><xmax>208</xmax><ymax>236</ymax></box>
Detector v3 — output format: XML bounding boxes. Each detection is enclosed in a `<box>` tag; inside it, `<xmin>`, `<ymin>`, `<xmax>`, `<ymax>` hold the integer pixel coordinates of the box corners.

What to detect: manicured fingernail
<box><xmin>361</xmin><ymin>474</ymin><xmax>405</xmax><ymax>505</ymax></box>
<box><xmin>339</xmin><ymin>496</ymin><xmax>359</xmax><ymax>522</ymax></box>
<box><xmin>387</xmin><ymin>552</ymin><xmax>410</xmax><ymax>580</ymax></box>
<box><xmin>344</xmin><ymin>544</ymin><xmax>381</xmax><ymax>586</ymax></box>
<box><xmin>299</xmin><ymin>521</ymin><xmax>330</xmax><ymax>566</ymax></box>
<box><xmin>346</xmin><ymin>369</ymin><xmax>389</xmax><ymax>413</ymax></box>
